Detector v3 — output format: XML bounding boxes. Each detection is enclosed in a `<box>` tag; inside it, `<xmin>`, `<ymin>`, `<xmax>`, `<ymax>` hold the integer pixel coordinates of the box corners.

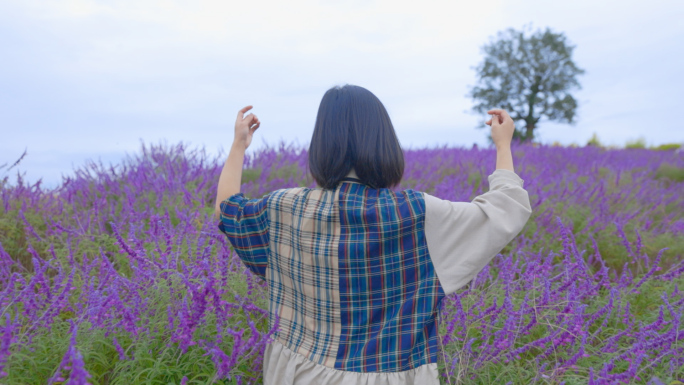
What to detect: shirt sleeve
<box><xmin>217</xmin><ymin>192</ymin><xmax>271</xmax><ymax>279</ymax></box>
<box><xmin>423</xmin><ymin>169</ymin><xmax>532</xmax><ymax>295</ymax></box>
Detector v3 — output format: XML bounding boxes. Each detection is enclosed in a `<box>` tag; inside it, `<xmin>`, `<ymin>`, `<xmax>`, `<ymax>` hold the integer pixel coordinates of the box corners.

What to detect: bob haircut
<box><xmin>308</xmin><ymin>85</ymin><xmax>404</xmax><ymax>190</ymax></box>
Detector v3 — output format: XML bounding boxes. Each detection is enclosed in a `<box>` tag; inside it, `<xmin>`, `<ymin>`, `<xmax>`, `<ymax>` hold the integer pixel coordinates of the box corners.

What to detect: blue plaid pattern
<box><xmin>218</xmin><ymin>183</ymin><xmax>446</xmax><ymax>374</ymax></box>
<box><xmin>335</xmin><ymin>183</ymin><xmax>445</xmax><ymax>372</ymax></box>
<box><xmin>218</xmin><ymin>192</ymin><xmax>271</xmax><ymax>278</ymax></box>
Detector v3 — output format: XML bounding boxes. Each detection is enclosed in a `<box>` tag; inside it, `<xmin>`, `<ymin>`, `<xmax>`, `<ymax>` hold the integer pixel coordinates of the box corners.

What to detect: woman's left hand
<box><xmin>234</xmin><ymin>105</ymin><xmax>260</xmax><ymax>150</ymax></box>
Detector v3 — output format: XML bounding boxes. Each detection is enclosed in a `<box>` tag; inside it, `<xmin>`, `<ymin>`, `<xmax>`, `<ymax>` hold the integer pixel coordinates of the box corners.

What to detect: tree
<box><xmin>467</xmin><ymin>23</ymin><xmax>585</xmax><ymax>143</ymax></box>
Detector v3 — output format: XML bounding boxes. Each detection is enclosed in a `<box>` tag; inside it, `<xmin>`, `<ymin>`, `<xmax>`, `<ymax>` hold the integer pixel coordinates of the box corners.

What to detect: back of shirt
<box><xmin>218</xmin><ymin>169</ymin><xmax>532</xmax><ymax>383</ymax></box>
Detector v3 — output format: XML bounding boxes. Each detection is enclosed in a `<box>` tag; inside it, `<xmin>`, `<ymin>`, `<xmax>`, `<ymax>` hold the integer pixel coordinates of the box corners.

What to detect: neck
<box><xmin>345</xmin><ymin>169</ymin><xmax>359</xmax><ymax>179</ymax></box>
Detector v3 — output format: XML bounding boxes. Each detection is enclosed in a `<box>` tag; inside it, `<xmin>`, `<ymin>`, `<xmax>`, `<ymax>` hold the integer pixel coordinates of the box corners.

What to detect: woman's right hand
<box><xmin>485</xmin><ymin>109</ymin><xmax>515</xmax><ymax>148</ymax></box>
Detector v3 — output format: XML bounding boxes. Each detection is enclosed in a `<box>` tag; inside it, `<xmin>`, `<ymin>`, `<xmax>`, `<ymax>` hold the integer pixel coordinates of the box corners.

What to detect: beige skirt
<box><xmin>263</xmin><ymin>340</ymin><xmax>441</xmax><ymax>385</ymax></box>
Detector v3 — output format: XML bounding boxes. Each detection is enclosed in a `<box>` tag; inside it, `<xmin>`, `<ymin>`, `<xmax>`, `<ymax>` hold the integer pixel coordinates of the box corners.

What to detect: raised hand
<box><xmin>234</xmin><ymin>105</ymin><xmax>260</xmax><ymax>150</ymax></box>
<box><xmin>485</xmin><ymin>109</ymin><xmax>515</xmax><ymax>148</ymax></box>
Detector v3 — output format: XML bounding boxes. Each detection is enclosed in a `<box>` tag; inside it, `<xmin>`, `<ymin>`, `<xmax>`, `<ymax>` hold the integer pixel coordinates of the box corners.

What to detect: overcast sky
<box><xmin>1</xmin><ymin>0</ymin><xmax>683</xmax><ymax>188</ymax></box>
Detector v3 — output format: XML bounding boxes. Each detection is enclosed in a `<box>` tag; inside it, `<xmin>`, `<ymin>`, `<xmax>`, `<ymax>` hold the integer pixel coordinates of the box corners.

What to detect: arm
<box><xmin>423</xmin><ymin>170</ymin><xmax>532</xmax><ymax>294</ymax></box>
<box><xmin>214</xmin><ymin>144</ymin><xmax>246</xmax><ymax>220</ymax></box>
<box><xmin>213</xmin><ymin>105</ymin><xmax>261</xmax><ymax>220</ymax></box>
<box><xmin>495</xmin><ymin>145</ymin><xmax>514</xmax><ymax>172</ymax></box>
<box><xmin>424</xmin><ymin>108</ymin><xmax>528</xmax><ymax>294</ymax></box>
<box><xmin>486</xmin><ymin>108</ymin><xmax>515</xmax><ymax>172</ymax></box>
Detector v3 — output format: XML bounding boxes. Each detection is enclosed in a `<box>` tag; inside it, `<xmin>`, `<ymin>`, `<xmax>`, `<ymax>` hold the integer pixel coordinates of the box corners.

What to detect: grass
<box><xmin>654</xmin><ymin>163</ymin><xmax>684</xmax><ymax>185</ymax></box>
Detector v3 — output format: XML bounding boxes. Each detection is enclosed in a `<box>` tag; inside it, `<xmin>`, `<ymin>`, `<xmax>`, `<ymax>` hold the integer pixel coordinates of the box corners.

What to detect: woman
<box><xmin>214</xmin><ymin>85</ymin><xmax>532</xmax><ymax>384</ymax></box>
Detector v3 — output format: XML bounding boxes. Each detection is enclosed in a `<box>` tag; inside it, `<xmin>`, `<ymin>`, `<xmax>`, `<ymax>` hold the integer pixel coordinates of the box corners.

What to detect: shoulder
<box><xmin>268</xmin><ymin>186</ymin><xmax>316</xmax><ymax>199</ymax></box>
<box><xmin>221</xmin><ymin>187</ymin><xmax>307</xmax><ymax>211</ymax></box>
<box><xmin>267</xmin><ymin>186</ymin><xmax>321</xmax><ymax>208</ymax></box>
<box><xmin>372</xmin><ymin>187</ymin><xmax>427</xmax><ymax>215</ymax></box>
<box><xmin>381</xmin><ymin>187</ymin><xmax>425</xmax><ymax>202</ymax></box>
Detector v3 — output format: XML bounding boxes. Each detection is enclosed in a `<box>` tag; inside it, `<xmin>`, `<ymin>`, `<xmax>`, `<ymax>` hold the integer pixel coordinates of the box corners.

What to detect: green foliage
<box><xmin>270</xmin><ymin>164</ymin><xmax>308</xmax><ymax>186</ymax></box>
<box><xmin>654</xmin><ymin>163</ymin><xmax>684</xmax><ymax>185</ymax></box>
<box><xmin>652</xmin><ymin>143</ymin><xmax>682</xmax><ymax>151</ymax></box>
<box><xmin>241</xmin><ymin>168</ymin><xmax>262</xmax><ymax>184</ymax></box>
<box><xmin>586</xmin><ymin>132</ymin><xmax>602</xmax><ymax>147</ymax></box>
<box><xmin>466</xmin><ymin>172</ymin><xmax>483</xmax><ymax>193</ymax></box>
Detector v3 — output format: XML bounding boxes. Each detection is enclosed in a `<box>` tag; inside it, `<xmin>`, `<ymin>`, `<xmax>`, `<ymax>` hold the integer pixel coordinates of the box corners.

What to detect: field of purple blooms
<box><xmin>0</xmin><ymin>141</ymin><xmax>683</xmax><ymax>385</ymax></box>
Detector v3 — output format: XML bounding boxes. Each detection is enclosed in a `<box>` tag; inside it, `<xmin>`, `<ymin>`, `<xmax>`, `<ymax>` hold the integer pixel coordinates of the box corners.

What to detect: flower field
<box><xmin>0</xmin><ymin>141</ymin><xmax>683</xmax><ymax>384</ymax></box>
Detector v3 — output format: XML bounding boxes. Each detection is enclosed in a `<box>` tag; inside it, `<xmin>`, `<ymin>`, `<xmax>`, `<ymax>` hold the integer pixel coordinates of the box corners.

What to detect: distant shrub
<box><xmin>625</xmin><ymin>137</ymin><xmax>647</xmax><ymax>149</ymax></box>
<box><xmin>586</xmin><ymin>132</ymin><xmax>603</xmax><ymax>147</ymax></box>
<box><xmin>551</xmin><ymin>141</ymin><xmax>563</xmax><ymax>147</ymax></box>
<box><xmin>651</xmin><ymin>143</ymin><xmax>681</xmax><ymax>151</ymax></box>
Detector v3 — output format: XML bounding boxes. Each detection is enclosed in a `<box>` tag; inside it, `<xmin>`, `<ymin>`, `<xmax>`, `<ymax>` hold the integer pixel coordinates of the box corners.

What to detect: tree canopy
<box><xmin>467</xmin><ymin>24</ymin><xmax>586</xmax><ymax>143</ymax></box>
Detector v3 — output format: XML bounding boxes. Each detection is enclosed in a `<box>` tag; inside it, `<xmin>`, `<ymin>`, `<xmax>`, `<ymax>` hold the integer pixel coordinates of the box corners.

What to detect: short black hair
<box><xmin>308</xmin><ymin>84</ymin><xmax>404</xmax><ymax>190</ymax></box>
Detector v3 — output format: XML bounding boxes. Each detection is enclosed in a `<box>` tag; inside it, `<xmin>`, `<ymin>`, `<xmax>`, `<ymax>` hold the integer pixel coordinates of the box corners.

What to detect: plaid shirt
<box><xmin>218</xmin><ymin>180</ymin><xmax>445</xmax><ymax>373</ymax></box>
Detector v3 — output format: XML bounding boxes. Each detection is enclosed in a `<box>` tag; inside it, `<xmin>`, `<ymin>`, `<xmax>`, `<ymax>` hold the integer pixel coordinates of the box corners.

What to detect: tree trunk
<box><xmin>526</xmin><ymin>80</ymin><xmax>540</xmax><ymax>143</ymax></box>
<box><xmin>526</xmin><ymin>123</ymin><xmax>535</xmax><ymax>142</ymax></box>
